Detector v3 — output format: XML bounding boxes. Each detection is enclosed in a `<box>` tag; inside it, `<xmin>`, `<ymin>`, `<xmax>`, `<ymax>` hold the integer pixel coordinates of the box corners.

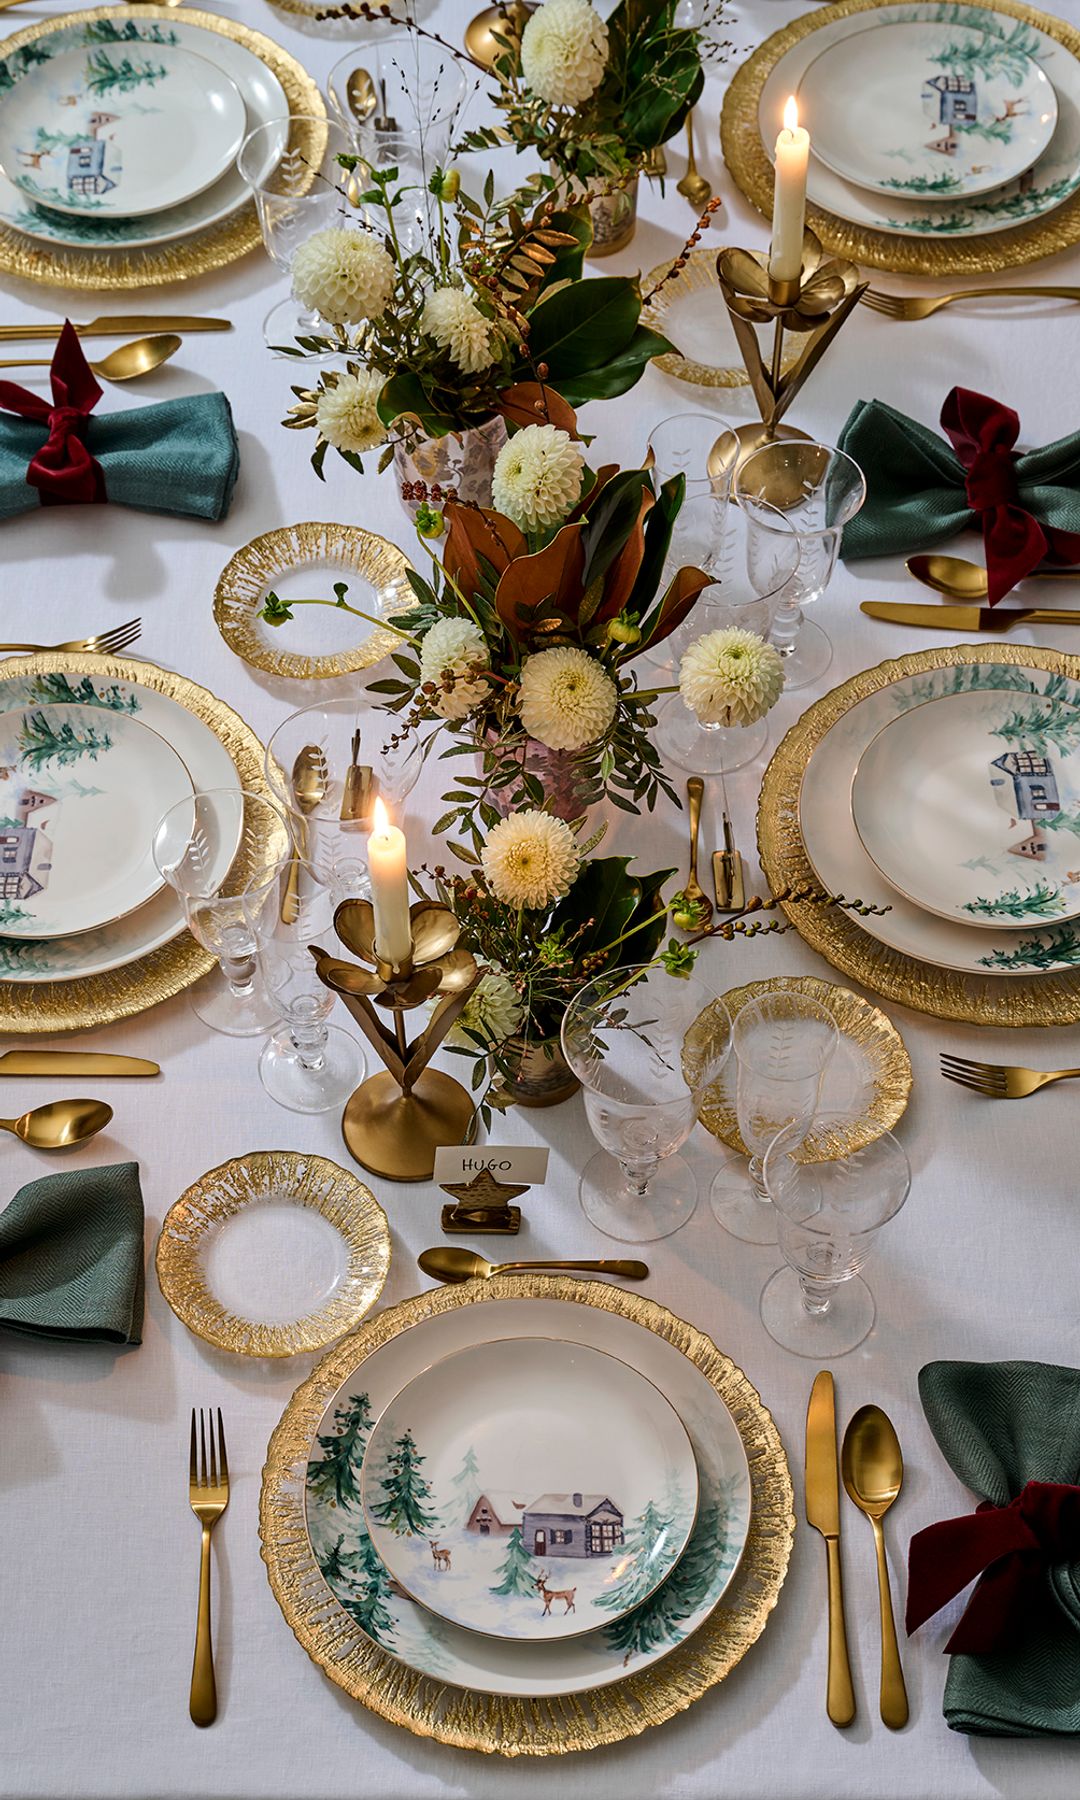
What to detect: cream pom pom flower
<box><xmin>520</xmin><ymin>0</ymin><xmax>609</xmax><ymax>106</ymax></box>
<box><xmin>315</xmin><ymin>368</ymin><xmax>386</xmax><ymax>455</ymax></box>
<box><xmin>446</xmin><ymin>968</ymin><xmax>525</xmax><ymax>1050</ymax></box>
<box><xmin>418</xmin><ymin>617</ymin><xmax>492</xmax><ymax>721</ymax></box>
<box><xmin>678</xmin><ymin>627</ymin><xmax>785</xmax><ymax>727</ymax></box>
<box><xmin>291</xmin><ymin>227</ymin><xmax>394</xmax><ymax>327</ymax></box>
<box><xmin>422</xmin><ymin>287</ymin><xmax>495</xmax><ymax>375</ymax></box>
<box><xmin>517</xmin><ymin>646</ymin><xmax>617</xmax><ymax>751</ymax></box>
<box><xmin>481</xmin><ymin>811</ymin><xmax>581</xmax><ymax>910</ymax></box>
<box><xmin>491</xmin><ymin>424</ymin><xmax>585</xmax><ymax>532</ymax></box>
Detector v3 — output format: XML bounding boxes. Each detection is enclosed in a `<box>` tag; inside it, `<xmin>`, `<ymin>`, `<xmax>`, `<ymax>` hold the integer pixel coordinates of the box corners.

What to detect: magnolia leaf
<box><xmin>494</xmin><ymin>522</ymin><xmax>586</xmax><ymax>641</ymax></box>
<box><xmin>496</xmin><ymin>382</ymin><xmax>580</xmax><ymax>436</ymax></box>
<box><xmin>442</xmin><ymin>500</ymin><xmax>526</xmax><ymax>600</ymax></box>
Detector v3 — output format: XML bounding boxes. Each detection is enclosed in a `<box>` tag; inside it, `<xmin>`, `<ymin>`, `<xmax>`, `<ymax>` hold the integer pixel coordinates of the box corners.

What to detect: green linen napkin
<box><xmin>0</xmin><ymin>392</ymin><xmax>240</xmax><ymax>523</ymax></box>
<box><xmin>0</xmin><ymin>1161</ymin><xmax>144</xmax><ymax>1344</ymax></box>
<box><xmin>919</xmin><ymin>1359</ymin><xmax>1080</xmax><ymax>1737</ymax></box>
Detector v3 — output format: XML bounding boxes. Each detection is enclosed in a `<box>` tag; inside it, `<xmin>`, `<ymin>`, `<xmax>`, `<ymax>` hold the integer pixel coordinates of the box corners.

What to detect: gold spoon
<box><xmin>0</xmin><ymin>1098</ymin><xmax>113</xmax><ymax>1150</ymax></box>
<box><xmin>676</xmin><ymin>110</ymin><xmax>711</xmax><ymax>211</ymax></box>
<box><xmin>841</xmin><ymin>1404</ymin><xmax>909</xmax><ymax>1730</ymax></box>
<box><xmin>418</xmin><ymin>1247</ymin><xmax>649</xmax><ymax>1283</ymax></box>
<box><xmin>907</xmin><ymin>551</ymin><xmax>1078</xmax><ymax>601</ymax></box>
<box><xmin>682</xmin><ymin>776</ymin><xmax>714</xmax><ymax>930</ymax></box>
<box><xmin>346</xmin><ymin>68</ymin><xmax>378</xmax><ymax>126</ymax></box>
<box><xmin>464</xmin><ymin>0</ymin><xmax>532</xmax><ymax>70</ymax></box>
<box><xmin>0</xmin><ymin>334</ymin><xmax>181</xmax><ymax>384</ymax></box>
<box><xmin>281</xmin><ymin>743</ymin><xmax>327</xmax><ymax>925</ymax></box>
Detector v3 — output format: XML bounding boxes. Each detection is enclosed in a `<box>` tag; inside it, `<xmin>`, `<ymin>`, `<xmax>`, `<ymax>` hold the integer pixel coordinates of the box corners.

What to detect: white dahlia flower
<box><xmin>491</xmin><ymin>424</ymin><xmax>585</xmax><ymax>531</ymax></box>
<box><xmin>422</xmin><ymin>286</ymin><xmax>495</xmax><ymax>375</ymax></box>
<box><xmin>520</xmin><ymin>0</ymin><xmax>609</xmax><ymax>106</ymax></box>
<box><xmin>291</xmin><ymin>227</ymin><xmax>394</xmax><ymax>326</ymax></box>
<box><xmin>481</xmin><ymin>810</ymin><xmax>581</xmax><ymax>910</ymax></box>
<box><xmin>517</xmin><ymin>645</ymin><xmax>617</xmax><ymax>750</ymax></box>
<box><xmin>418</xmin><ymin>617</ymin><xmax>492</xmax><ymax>720</ymax></box>
<box><xmin>446</xmin><ymin>967</ymin><xmax>525</xmax><ymax>1049</ymax></box>
<box><xmin>315</xmin><ymin>369</ymin><xmax>386</xmax><ymax>455</ymax></box>
<box><xmin>678</xmin><ymin>627</ymin><xmax>785</xmax><ymax>727</ymax></box>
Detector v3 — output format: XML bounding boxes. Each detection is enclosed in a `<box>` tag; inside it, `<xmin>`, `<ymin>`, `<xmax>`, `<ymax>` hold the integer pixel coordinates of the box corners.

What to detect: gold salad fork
<box><xmin>0</xmin><ymin>619</ymin><xmax>141</xmax><ymax>656</ymax></box>
<box><xmin>189</xmin><ymin>1408</ymin><xmax>229</xmax><ymax>1728</ymax></box>
<box><xmin>940</xmin><ymin>1053</ymin><xmax>1080</xmax><ymax>1099</ymax></box>
<box><xmin>861</xmin><ymin>285</ymin><xmax>1080</xmax><ymax>321</ymax></box>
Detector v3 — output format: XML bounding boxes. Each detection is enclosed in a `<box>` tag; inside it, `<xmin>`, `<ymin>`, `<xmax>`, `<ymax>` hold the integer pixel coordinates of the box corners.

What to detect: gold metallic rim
<box><xmin>721</xmin><ymin>0</ymin><xmax>1080</xmax><ymax>275</ymax></box>
<box><xmin>687</xmin><ymin>977</ymin><xmax>913</xmax><ymax>1158</ymax></box>
<box><xmin>0</xmin><ymin>6</ymin><xmax>324</xmax><ymax>291</ymax></box>
<box><xmin>758</xmin><ymin>641</ymin><xmax>1080</xmax><ymax>1026</ymax></box>
<box><xmin>260</xmin><ymin>1276</ymin><xmax>795</xmax><ymax>1755</ymax></box>
<box><xmin>642</xmin><ymin>247</ymin><xmax>800</xmax><ymax>389</ymax></box>
<box><xmin>0</xmin><ymin>652</ymin><xmax>278</xmax><ymax>1032</ymax></box>
<box><xmin>156</xmin><ymin>1150</ymin><xmax>391</xmax><ymax>1357</ymax></box>
<box><xmin>214</xmin><ymin>522</ymin><xmax>411</xmax><ymax>680</ymax></box>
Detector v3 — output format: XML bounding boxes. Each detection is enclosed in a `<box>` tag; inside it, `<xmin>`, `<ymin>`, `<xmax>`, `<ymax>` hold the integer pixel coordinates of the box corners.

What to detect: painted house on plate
<box><xmin>990</xmin><ymin>748</ymin><xmax>1061</xmax><ymax>859</ymax></box>
<box><xmin>66</xmin><ymin>138</ymin><xmax>115</xmax><ymax>198</ymax></box>
<box><xmin>464</xmin><ymin>1492</ymin><xmax>525</xmax><ymax>1538</ymax></box>
<box><xmin>925</xmin><ymin>73</ymin><xmax>978</xmax><ymax>127</ymax></box>
<box><xmin>0</xmin><ymin>788</ymin><xmax>54</xmax><ymax>899</ymax></box>
<box><xmin>522</xmin><ymin>1492</ymin><xmax>624</xmax><ymax>1559</ymax></box>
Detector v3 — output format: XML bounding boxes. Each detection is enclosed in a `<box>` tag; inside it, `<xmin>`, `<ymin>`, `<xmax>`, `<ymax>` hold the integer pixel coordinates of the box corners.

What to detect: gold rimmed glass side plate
<box><xmin>261</xmin><ymin>1276</ymin><xmax>793</xmax><ymax>1754</ymax></box>
<box><xmin>758</xmin><ymin>642</ymin><xmax>1080</xmax><ymax>1025</ymax></box>
<box><xmin>0</xmin><ymin>5</ymin><xmax>323</xmax><ymax>290</ymax></box>
<box><xmin>722</xmin><ymin>0</ymin><xmax>1080</xmax><ymax>275</ymax></box>
<box><xmin>156</xmin><ymin>1151</ymin><xmax>390</xmax><ymax>1357</ymax></box>
<box><xmin>214</xmin><ymin>522</ymin><xmax>411</xmax><ymax>680</ymax></box>
<box><xmin>642</xmin><ymin>247</ymin><xmax>800</xmax><ymax>389</ymax></box>
<box><xmin>687</xmin><ymin>977</ymin><xmax>912</xmax><ymax>1159</ymax></box>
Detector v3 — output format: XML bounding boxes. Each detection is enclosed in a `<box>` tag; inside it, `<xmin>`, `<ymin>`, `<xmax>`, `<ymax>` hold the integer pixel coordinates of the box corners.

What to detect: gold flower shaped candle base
<box><xmin>312</xmin><ymin>899</ymin><xmax>482</xmax><ymax>1181</ymax></box>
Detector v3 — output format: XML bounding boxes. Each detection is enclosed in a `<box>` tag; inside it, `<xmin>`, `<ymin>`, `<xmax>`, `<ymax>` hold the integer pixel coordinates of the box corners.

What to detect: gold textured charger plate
<box><xmin>214</xmin><ymin>522</ymin><xmax>410</xmax><ymax>680</ymax></box>
<box><xmin>156</xmin><ymin>1151</ymin><xmax>390</xmax><ymax>1356</ymax></box>
<box><xmin>721</xmin><ymin>0</ymin><xmax>1080</xmax><ymax>275</ymax></box>
<box><xmin>0</xmin><ymin>5</ymin><xmax>323</xmax><ymax>291</ymax></box>
<box><xmin>0</xmin><ymin>652</ymin><xmax>278</xmax><ymax>1032</ymax></box>
<box><xmin>260</xmin><ymin>1276</ymin><xmax>794</xmax><ymax>1755</ymax></box>
<box><xmin>689</xmin><ymin>977</ymin><xmax>912</xmax><ymax>1158</ymax></box>
<box><xmin>642</xmin><ymin>247</ymin><xmax>800</xmax><ymax>389</ymax></box>
<box><xmin>758</xmin><ymin>642</ymin><xmax>1080</xmax><ymax>1026</ymax></box>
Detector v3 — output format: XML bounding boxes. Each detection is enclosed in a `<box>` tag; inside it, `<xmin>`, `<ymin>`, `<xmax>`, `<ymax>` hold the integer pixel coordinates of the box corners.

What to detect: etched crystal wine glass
<box><xmin>760</xmin><ymin>1114</ymin><xmax>911</xmax><ymax>1356</ymax></box>
<box><xmin>561</xmin><ymin>964</ymin><xmax>732</xmax><ymax>1243</ymax></box>
<box><xmin>236</xmin><ymin>116</ymin><xmax>355</xmax><ymax>350</ymax></box>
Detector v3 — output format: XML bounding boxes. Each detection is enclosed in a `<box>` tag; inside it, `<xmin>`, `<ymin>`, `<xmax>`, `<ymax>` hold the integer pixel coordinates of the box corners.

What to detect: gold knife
<box><xmin>861</xmin><ymin>600</ymin><xmax>1080</xmax><ymax>632</ymax></box>
<box><xmin>0</xmin><ymin>316</ymin><xmax>231</xmax><ymax>342</ymax></box>
<box><xmin>806</xmin><ymin>1370</ymin><xmax>856</xmax><ymax>1728</ymax></box>
<box><xmin>0</xmin><ymin>1051</ymin><xmax>160</xmax><ymax>1076</ymax></box>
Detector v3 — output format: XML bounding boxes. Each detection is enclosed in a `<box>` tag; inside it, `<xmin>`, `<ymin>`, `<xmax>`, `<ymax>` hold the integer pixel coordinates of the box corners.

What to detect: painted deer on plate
<box><xmin>534</xmin><ymin>1571</ymin><xmax>577</xmax><ymax>1615</ymax></box>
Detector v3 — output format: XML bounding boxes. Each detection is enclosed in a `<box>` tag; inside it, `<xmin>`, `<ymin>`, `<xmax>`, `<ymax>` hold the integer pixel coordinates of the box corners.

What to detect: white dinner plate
<box><xmin>761</xmin><ymin>1</ymin><xmax>1080</xmax><ymax>239</ymax></box>
<box><xmin>798</xmin><ymin>19</ymin><xmax>1057</xmax><ymax>203</ymax></box>
<box><xmin>360</xmin><ymin>1338</ymin><xmax>698</xmax><ymax>1644</ymax></box>
<box><xmin>799</xmin><ymin>658</ymin><xmax>1080</xmax><ymax>976</ymax></box>
<box><xmin>0</xmin><ymin>16</ymin><xmax>287</xmax><ymax>252</ymax></box>
<box><xmin>0</xmin><ymin>704</ymin><xmax>192</xmax><ymax>939</ymax></box>
<box><xmin>0</xmin><ymin>666</ymin><xmax>239</xmax><ymax>983</ymax></box>
<box><xmin>303</xmin><ymin>1296</ymin><xmax>751</xmax><ymax>1698</ymax></box>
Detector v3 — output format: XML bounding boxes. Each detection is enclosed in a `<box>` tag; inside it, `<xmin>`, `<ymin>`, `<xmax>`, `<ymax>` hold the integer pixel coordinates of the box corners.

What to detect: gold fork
<box><xmin>0</xmin><ymin>619</ymin><xmax>141</xmax><ymax>656</ymax></box>
<box><xmin>940</xmin><ymin>1053</ymin><xmax>1080</xmax><ymax>1098</ymax></box>
<box><xmin>189</xmin><ymin>1407</ymin><xmax>229</xmax><ymax>1728</ymax></box>
<box><xmin>861</xmin><ymin>285</ymin><xmax>1080</xmax><ymax>321</ymax></box>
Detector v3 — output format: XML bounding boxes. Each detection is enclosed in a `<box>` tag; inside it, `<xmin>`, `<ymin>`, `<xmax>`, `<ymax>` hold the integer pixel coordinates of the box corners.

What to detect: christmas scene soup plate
<box><xmin>358</xmin><ymin>1337</ymin><xmax>700</xmax><ymax>1643</ymax></box>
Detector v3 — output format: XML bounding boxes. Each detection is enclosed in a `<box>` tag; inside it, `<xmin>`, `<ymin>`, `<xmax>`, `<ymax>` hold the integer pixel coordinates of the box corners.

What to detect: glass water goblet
<box><xmin>760</xmin><ymin>1114</ymin><xmax>911</xmax><ymax>1356</ymax></box>
<box><xmin>735</xmin><ymin>441</ymin><xmax>866</xmax><ymax>691</ymax></box>
<box><xmin>561</xmin><ymin>965</ymin><xmax>732</xmax><ymax>1243</ymax></box>
<box><xmin>646</xmin><ymin>411</ymin><xmax>738</xmax><ymax>492</ymax></box>
<box><xmin>236</xmin><ymin>117</ymin><xmax>355</xmax><ymax>351</ymax></box>
<box><xmin>328</xmin><ymin>38</ymin><xmax>469</xmax><ymax>183</ymax></box>
<box><xmin>243</xmin><ymin>866</ymin><xmax>366</xmax><ymax>1113</ymax></box>
<box><xmin>152</xmin><ymin>789</ymin><xmax>291</xmax><ymax>1037</ymax></box>
<box><xmin>710</xmin><ymin>988</ymin><xmax>838</xmax><ymax>1244</ymax></box>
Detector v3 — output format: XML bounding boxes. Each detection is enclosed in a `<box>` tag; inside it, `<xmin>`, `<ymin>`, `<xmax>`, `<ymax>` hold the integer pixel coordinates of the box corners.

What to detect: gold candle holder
<box><xmin>311</xmin><ymin>898</ymin><xmax>482</xmax><ymax>1182</ymax></box>
<box><xmin>713</xmin><ymin>230</ymin><xmax>867</xmax><ymax>487</ymax></box>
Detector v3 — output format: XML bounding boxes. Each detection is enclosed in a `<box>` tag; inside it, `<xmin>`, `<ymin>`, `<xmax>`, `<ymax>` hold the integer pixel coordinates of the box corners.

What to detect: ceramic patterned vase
<box><xmin>584</xmin><ymin>173</ymin><xmax>639</xmax><ymax>257</ymax></box>
<box><xmin>393</xmin><ymin>414</ymin><xmax>508</xmax><ymax>519</ymax></box>
<box><xmin>499</xmin><ymin>1031</ymin><xmax>579</xmax><ymax>1107</ymax></box>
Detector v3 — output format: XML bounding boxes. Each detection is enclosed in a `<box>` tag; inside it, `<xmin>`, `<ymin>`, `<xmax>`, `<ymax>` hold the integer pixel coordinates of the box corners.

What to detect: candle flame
<box><xmin>372</xmin><ymin>795</ymin><xmax>390</xmax><ymax>835</ymax></box>
<box><xmin>783</xmin><ymin>94</ymin><xmax>798</xmax><ymax>133</ymax></box>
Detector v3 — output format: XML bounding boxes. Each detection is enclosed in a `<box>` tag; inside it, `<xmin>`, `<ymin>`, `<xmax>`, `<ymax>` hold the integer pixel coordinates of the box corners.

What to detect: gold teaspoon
<box><xmin>0</xmin><ymin>334</ymin><xmax>181</xmax><ymax>383</ymax></box>
<box><xmin>841</xmin><ymin>1404</ymin><xmax>909</xmax><ymax>1730</ymax></box>
<box><xmin>0</xmin><ymin>1098</ymin><xmax>113</xmax><ymax>1149</ymax></box>
<box><xmin>676</xmin><ymin>109</ymin><xmax>711</xmax><ymax>211</ymax></box>
<box><xmin>346</xmin><ymin>68</ymin><xmax>378</xmax><ymax>125</ymax></box>
<box><xmin>418</xmin><ymin>1247</ymin><xmax>649</xmax><ymax>1283</ymax></box>
<box><xmin>682</xmin><ymin>776</ymin><xmax>713</xmax><ymax>930</ymax></box>
<box><xmin>907</xmin><ymin>552</ymin><xmax>1078</xmax><ymax>601</ymax></box>
<box><xmin>281</xmin><ymin>743</ymin><xmax>327</xmax><ymax>924</ymax></box>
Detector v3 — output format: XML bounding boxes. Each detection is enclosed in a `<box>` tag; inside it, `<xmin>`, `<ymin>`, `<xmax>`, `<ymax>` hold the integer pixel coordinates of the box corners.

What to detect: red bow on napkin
<box><xmin>907</xmin><ymin>1480</ymin><xmax>1080</xmax><ymax>1655</ymax></box>
<box><xmin>0</xmin><ymin>319</ymin><xmax>105</xmax><ymax>506</ymax></box>
<box><xmin>941</xmin><ymin>389</ymin><xmax>1080</xmax><ymax>606</ymax></box>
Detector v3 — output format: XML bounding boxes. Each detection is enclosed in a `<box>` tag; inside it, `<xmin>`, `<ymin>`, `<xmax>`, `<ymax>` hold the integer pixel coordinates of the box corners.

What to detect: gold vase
<box><xmin>500</xmin><ymin>1031</ymin><xmax>579</xmax><ymax>1107</ymax></box>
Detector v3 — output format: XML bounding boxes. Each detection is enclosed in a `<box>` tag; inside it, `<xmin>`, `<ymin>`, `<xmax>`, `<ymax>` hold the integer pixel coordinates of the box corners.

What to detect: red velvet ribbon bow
<box><xmin>0</xmin><ymin>318</ymin><xmax>105</xmax><ymax>506</ymax></box>
<box><xmin>941</xmin><ymin>388</ymin><xmax>1080</xmax><ymax>606</ymax></box>
<box><xmin>906</xmin><ymin>1480</ymin><xmax>1080</xmax><ymax>1655</ymax></box>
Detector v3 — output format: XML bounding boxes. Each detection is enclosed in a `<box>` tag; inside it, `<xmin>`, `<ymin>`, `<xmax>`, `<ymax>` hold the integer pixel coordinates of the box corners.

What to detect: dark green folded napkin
<box><xmin>0</xmin><ymin>1161</ymin><xmax>144</xmax><ymax>1344</ymax></box>
<box><xmin>0</xmin><ymin>391</ymin><xmax>240</xmax><ymax>523</ymax></box>
<box><xmin>919</xmin><ymin>1359</ymin><xmax>1080</xmax><ymax>1737</ymax></box>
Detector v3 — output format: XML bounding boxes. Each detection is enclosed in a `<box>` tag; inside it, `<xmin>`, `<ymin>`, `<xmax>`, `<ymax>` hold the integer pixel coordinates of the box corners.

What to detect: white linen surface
<box><xmin>2</xmin><ymin>0</ymin><xmax>1080</xmax><ymax>1793</ymax></box>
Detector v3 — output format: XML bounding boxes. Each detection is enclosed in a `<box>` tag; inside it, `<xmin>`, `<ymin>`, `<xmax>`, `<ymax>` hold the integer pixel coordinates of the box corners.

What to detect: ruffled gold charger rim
<box><xmin>642</xmin><ymin>247</ymin><xmax>801</xmax><ymax>390</ymax></box>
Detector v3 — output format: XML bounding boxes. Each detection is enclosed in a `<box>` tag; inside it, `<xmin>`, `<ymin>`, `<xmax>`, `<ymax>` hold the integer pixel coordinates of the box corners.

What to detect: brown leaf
<box><xmin>496</xmin><ymin>383</ymin><xmax>580</xmax><ymax>436</ymax></box>
<box><xmin>597</xmin><ymin>486</ymin><xmax>654</xmax><ymax>622</ymax></box>
<box><xmin>443</xmin><ymin>500</ymin><xmax>526</xmax><ymax>598</ymax></box>
<box><xmin>494</xmin><ymin>522</ymin><xmax>586</xmax><ymax>641</ymax></box>
<box><xmin>632</xmin><ymin>564</ymin><xmax>714</xmax><ymax>656</ymax></box>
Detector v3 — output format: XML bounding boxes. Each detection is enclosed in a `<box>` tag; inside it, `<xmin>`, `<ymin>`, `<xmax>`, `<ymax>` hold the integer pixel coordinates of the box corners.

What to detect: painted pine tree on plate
<box><xmin>490</xmin><ymin>1525</ymin><xmax>535</xmax><ymax>1597</ymax></box>
<box><xmin>306</xmin><ymin>1390</ymin><xmax>373</xmax><ymax>1511</ymax></box>
<box><xmin>369</xmin><ymin>1427</ymin><xmax>439</xmax><ymax>1536</ymax></box>
<box><xmin>596</xmin><ymin>1500</ymin><xmax>677</xmax><ymax>1615</ymax></box>
<box><xmin>601</xmin><ymin>1476</ymin><xmax>744</xmax><ymax>1663</ymax></box>
<box><xmin>316</xmin><ymin>1527</ymin><xmax>396</xmax><ymax>1646</ymax></box>
<box><xmin>16</xmin><ymin>711</ymin><xmax>112</xmax><ymax>771</ymax></box>
<box><xmin>445</xmin><ymin>1445</ymin><xmax>480</xmax><ymax>1527</ymax></box>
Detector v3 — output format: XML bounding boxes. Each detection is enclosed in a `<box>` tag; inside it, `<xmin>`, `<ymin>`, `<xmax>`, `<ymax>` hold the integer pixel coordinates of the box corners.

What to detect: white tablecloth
<box><xmin>3</xmin><ymin>0</ymin><xmax>1080</xmax><ymax>1792</ymax></box>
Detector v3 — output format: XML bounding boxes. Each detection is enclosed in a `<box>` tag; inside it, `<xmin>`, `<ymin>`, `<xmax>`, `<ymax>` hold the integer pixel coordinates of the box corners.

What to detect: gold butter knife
<box><xmin>806</xmin><ymin>1371</ymin><xmax>856</xmax><ymax>1728</ymax></box>
<box><xmin>0</xmin><ymin>1051</ymin><xmax>160</xmax><ymax>1076</ymax></box>
<box><xmin>861</xmin><ymin>600</ymin><xmax>1080</xmax><ymax>632</ymax></box>
<box><xmin>0</xmin><ymin>316</ymin><xmax>230</xmax><ymax>342</ymax></box>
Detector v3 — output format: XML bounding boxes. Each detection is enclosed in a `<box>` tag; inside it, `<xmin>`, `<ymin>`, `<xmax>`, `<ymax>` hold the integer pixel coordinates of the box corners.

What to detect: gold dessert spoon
<box><xmin>841</xmin><ymin>1404</ymin><xmax>909</xmax><ymax>1730</ymax></box>
<box><xmin>677</xmin><ymin>110</ymin><xmax>711</xmax><ymax>211</ymax></box>
<box><xmin>0</xmin><ymin>334</ymin><xmax>181</xmax><ymax>383</ymax></box>
<box><xmin>907</xmin><ymin>552</ymin><xmax>1078</xmax><ymax>601</ymax></box>
<box><xmin>0</xmin><ymin>1098</ymin><xmax>113</xmax><ymax>1149</ymax></box>
<box><xmin>682</xmin><ymin>776</ymin><xmax>713</xmax><ymax>930</ymax></box>
<box><xmin>419</xmin><ymin>1247</ymin><xmax>649</xmax><ymax>1283</ymax></box>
